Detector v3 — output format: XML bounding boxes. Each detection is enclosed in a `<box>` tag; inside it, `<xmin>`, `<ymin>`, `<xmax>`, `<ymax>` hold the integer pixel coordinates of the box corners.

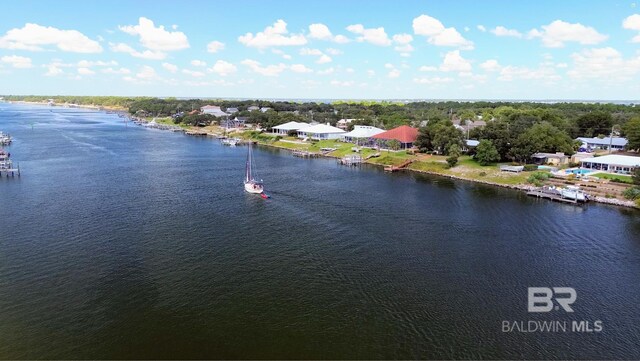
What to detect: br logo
<box><xmin>528</xmin><ymin>287</ymin><xmax>576</xmax><ymax>312</ymax></box>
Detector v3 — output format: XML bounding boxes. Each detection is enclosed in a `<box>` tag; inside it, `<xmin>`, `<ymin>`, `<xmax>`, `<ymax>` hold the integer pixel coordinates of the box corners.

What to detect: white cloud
<box><xmin>556</xmin><ymin>62</ymin><xmax>568</xmax><ymax>68</ymax></box>
<box><xmin>135</xmin><ymin>65</ymin><xmax>158</xmax><ymax>80</ymax></box>
<box><xmin>412</xmin><ymin>14</ymin><xmax>473</xmax><ymax>49</ymax></box>
<box><xmin>491</xmin><ymin>26</ymin><xmax>523</xmax><ymax>38</ymax></box>
<box><xmin>477</xmin><ymin>25</ymin><xmax>487</xmax><ymax>32</ymax></box>
<box><xmin>527</xmin><ymin>20</ymin><xmax>608</xmax><ymax>47</ymax></box>
<box><xmin>182</xmin><ymin>69</ymin><xmax>205</xmax><ymax>77</ymax></box>
<box><xmin>300</xmin><ymin>47</ymin><xmax>323</xmax><ymax>56</ymax></box>
<box><xmin>346</xmin><ymin>24</ymin><xmax>392</xmax><ymax>46</ymax></box>
<box><xmin>367</xmin><ymin>69</ymin><xmax>375</xmax><ymax>76</ymax></box>
<box><xmin>162</xmin><ymin>62</ymin><xmax>178</xmax><ymax>73</ymax></box>
<box><xmin>498</xmin><ymin>64</ymin><xmax>560</xmax><ymax>82</ymax></box>
<box><xmin>1</xmin><ymin>55</ymin><xmax>32</xmax><ymax>68</ymax></box>
<box><xmin>480</xmin><ymin>59</ymin><xmax>501</xmax><ymax>72</ymax></box>
<box><xmin>102</xmin><ymin>67</ymin><xmax>131</xmax><ymax>75</ymax></box>
<box><xmin>388</xmin><ymin>69</ymin><xmax>400</xmax><ymax>78</ymax></box>
<box><xmin>77</xmin><ymin>67</ymin><xmax>95</xmax><ymax>75</ymax></box>
<box><xmin>0</xmin><ymin>23</ymin><xmax>102</xmax><ymax>53</ymax></box>
<box><xmin>77</xmin><ymin>60</ymin><xmax>117</xmax><ymax>67</ymax></box>
<box><xmin>413</xmin><ymin>76</ymin><xmax>454</xmax><ymax>84</ymax></box>
<box><xmin>567</xmin><ymin>47</ymin><xmax>640</xmax><ymax>81</ymax></box>
<box><xmin>110</xmin><ymin>42</ymin><xmax>166</xmax><ymax>59</ymax></box>
<box><xmin>308</xmin><ymin>23</ymin><xmax>351</xmax><ymax>43</ymax></box>
<box><xmin>440</xmin><ymin>50</ymin><xmax>472</xmax><ymax>72</ymax></box>
<box><xmin>623</xmin><ymin>14</ymin><xmax>640</xmax><ymax>42</ymax></box>
<box><xmin>239</xmin><ymin>19</ymin><xmax>307</xmax><ymax>48</ymax></box>
<box><xmin>209</xmin><ymin>60</ymin><xmax>237</xmax><ymax>76</ymax></box>
<box><xmin>119</xmin><ymin>17</ymin><xmax>189</xmax><ymax>51</ymax></box>
<box><xmin>346</xmin><ymin>67</ymin><xmax>355</xmax><ymax>73</ymax></box>
<box><xmin>207</xmin><ymin>40</ymin><xmax>225</xmax><ymax>53</ymax></box>
<box><xmin>330</xmin><ymin>80</ymin><xmax>355</xmax><ymax>86</ymax></box>
<box><xmin>325</xmin><ymin>48</ymin><xmax>342</xmax><ymax>55</ymax></box>
<box><xmin>191</xmin><ymin>60</ymin><xmax>207</xmax><ymax>67</ymax></box>
<box><xmin>392</xmin><ymin>33</ymin><xmax>414</xmax><ymax>53</ymax></box>
<box><xmin>241</xmin><ymin>59</ymin><xmax>287</xmax><ymax>76</ymax></box>
<box><xmin>44</xmin><ymin>64</ymin><xmax>63</xmax><ymax>76</ymax></box>
<box><xmin>316</xmin><ymin>54</ymin><xmax>332</xmax><ymax>64</ymax></box>
<box><xmin>290</xmin><ymin>63</ymin><xmax>313</xmax><ymax>73</ymax></box>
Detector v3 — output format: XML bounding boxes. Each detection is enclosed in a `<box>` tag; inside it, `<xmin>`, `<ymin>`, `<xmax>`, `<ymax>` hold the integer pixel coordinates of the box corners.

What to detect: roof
<box><xmin>532</xmin><ymin>152</ymin><xmax>567</xmax><ymax>159</ymax></box>
<box><xmin>580</xmin><ymin>154</ymin><xmax>640</xmax><ymax>167</ymax></box>
<box><xmin>342</xmin><ymin>125</ymin><xmax>385</xmax><ymax>138</ymax></box>
<box><xmin>577</xmin><ymin>137</ymin><xmax>628</xmax><ymax>147</ymax></box>
<box><xmin>372</xmin><ymin>125</ymin><xmax>419</xmax><ymax>143</ymax></box>
<box><xmin>465</xmin><ymin>139</ymin><xmax>480</xmax><ymax>147</ymax></box>
<box><xmin>298</xmin><ymin>123</ymin><xmax>345</xmax><ymax>134</ymax></box>
<box><xmin>201</xmin><ymin>105</ymin><xmax>221</xmax><ymax>109</ymax></box>
<box><xmin>273</xmin><ymin>121</ymin><xmax>309</xmax><ymax>131</ymax></box>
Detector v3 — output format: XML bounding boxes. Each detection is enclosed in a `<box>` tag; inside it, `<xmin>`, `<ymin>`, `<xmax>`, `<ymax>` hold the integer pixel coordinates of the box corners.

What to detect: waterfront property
<box><xmin>271</xmin><ymin>121</ymin><xmax>310</xmax><ymax>135</ymax></box>
<box><xmin>531</xmin><ymin>152</ymin><xmax>569</xmax><ymax>165</ymax></box>
<box><xmin>200</xmin><ymin>105</ymin><xmax>229</xmax><ymax>117</ymax></box>
<box><xmin>297</xmin><ymin>123</ymin><xmax>346</xmax><ymax>140</ymax></box>
<box><xmin>579</xmin><ymin>154</ymin><xmax>640</xmax><ymax>174</ymax></box>
<box><xmin>341</xmin><ymin>125</ymin><xmax>385</xmax><ymax>144</ymax></box>
<box><xmin>577</xmin><ymin>137</ymin><xmax>628</xmax><ymax>151</ymax></box>
<box><xmin>371</xmin><ymin>125</ymin><xmax>418</xmax><ymax>149</ymax></box>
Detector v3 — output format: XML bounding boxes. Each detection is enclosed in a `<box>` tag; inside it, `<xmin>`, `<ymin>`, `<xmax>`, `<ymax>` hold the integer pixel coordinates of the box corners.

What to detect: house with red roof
<box><xmin>371</xmin><ymin>125</ymin><xmax>419</xmax><ymax>149</ymax></box>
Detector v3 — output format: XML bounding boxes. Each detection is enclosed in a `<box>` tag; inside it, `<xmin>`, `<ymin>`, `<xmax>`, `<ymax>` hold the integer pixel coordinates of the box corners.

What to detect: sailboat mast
<box><xmin>245</xmin><ymin>143</ymin><xmax>252</xmax><ymax>182</ymax></box>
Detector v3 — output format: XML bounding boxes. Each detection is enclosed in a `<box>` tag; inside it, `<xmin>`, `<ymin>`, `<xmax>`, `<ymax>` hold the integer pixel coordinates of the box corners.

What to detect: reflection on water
<box><xmin>0</xmin><ymin>103</ymin><xmax>639</xmax><ymax>359</ymax></box>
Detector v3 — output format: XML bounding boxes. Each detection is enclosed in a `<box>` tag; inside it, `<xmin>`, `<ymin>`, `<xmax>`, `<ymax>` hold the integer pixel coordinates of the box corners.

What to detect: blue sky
<box><xmin>0</xmin><ymin>0</ymin><xmax>639</xmax><ymax>100</ymax></box>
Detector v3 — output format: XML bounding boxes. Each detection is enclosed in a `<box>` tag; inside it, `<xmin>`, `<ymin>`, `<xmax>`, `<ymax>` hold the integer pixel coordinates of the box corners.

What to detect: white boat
<box><xmin>244</xmin><ymin>142</ymin><xmax>264</xmax><ymax>194</ymax></box>
<box><xmin>560</xmin><ymin>185</ymin><xmax>588</xmax><ymax>202</ymax></box>
<box><xmin>221</xmin><ymin>137</ymin><xmax>238</xmax><ymax>146</ymax></box>
<box><xmin>0</xmin><ymin>132</ymin><xmax>11</xmax><ymax>145</ymax></box>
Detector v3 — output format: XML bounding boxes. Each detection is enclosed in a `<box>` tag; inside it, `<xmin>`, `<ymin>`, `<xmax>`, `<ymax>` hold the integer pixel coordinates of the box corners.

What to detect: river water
<box><xmin>1</xmin><ymin>103</ymin><xmax>639</xmax><ymax>359</ymax></box>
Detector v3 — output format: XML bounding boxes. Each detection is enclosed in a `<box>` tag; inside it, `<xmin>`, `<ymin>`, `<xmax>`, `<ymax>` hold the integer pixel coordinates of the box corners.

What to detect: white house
<box><xmin>297</xmin><ymin>123</ymin><xmax>346</xmax><ymax>140</ymax></box>
<box><xmin>336</xmin><ymin>118</ymin><xmax>356</xmax><ymax>130</ymax></box>
<box><xmin>577</xmin><ymin>137</ymin><xmax>628</xmax><ymax>151</ymax></box>
<box><xmin>341</xmin><ymin>125</ymin><xmax>385</xmax><ymax>143</ymax></box>
<box><xmin>200</xmin><ymin>105</ymin><xmax>228</xmax><ymax>117</ymax></box>
<box><xmin>271</xmin><ymin>121</ymin><xmax>309</xmax><ymax>135</ymax></box>
<box><xmin>580</xmin><ymin>154</ymin><xmax>640</xmax><ymax>174</ymax></box>
<box><xmin>226</xmin><ymin>107</ymin><xmax>239</xmax><ymax>114</ymax></box>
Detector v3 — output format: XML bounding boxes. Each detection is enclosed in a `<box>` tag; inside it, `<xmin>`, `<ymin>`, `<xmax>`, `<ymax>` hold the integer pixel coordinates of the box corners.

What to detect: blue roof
<box><xmin>577</xmin><ymin>137</ymin><xmax>627</xmax><ymax>147</ymax></box>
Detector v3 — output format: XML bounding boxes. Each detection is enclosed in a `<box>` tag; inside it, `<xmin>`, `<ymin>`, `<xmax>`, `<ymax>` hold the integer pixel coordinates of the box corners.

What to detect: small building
<box><xmin>272</xmin><ymin>121</ymin><xmax>309</xmax><ymax>135</ymax></box>
<box><xmin>576</xmin><ymin>137</ymin><xmax>628</xmax><ymax>152</ymax></box>
<box><xmin>580</xmin><ymin>154</ymin><xmax>640</xmax><ymax>174</ymax></box>
<box><xmin>200</xmin><ymin>105</ymin><xmax>229</xmax><ymax>117</ymax></box>
<box><xmin>336</xmin><ymin>118</ymin><xmax>356</xmax><ymax>130</ymax></box>
<box><xmin>226</xmin><ymin>107</ymin><xmax>239</xmax><ymax>114</ymax></box>
<box><xmin>221</xmin><ymin>117</ymin><xmax>247</xmax><ymax>128</ymax></box>
<box><xmin>531</xmin><ymin>152</ymin><xmax>569</xmax><ymax>165</ymax></box>
<box><xmin>260</xmin><ymin>107</ymin><xmax>271</xmax><ymax>113</ymax></box>
<box><xmin>341</xmin><ymin>125</ymin><xmax>385</xmax><ymax>144</ymax></box>
<box><xmin>247</xmin><ymin>106</ymin><xmax>260</xmax><ymax>111</ymax></box>
<box><xmin>297</xmin><ymin>123</ymin><xmax>346</xmax><ymax>140</ymax></box>
<box><xmin>462</xmin><ymin>139</ymin><xmax>480</xmax><ymax>152</ymax></box>
<box><xmin>371</xmin><ymin>125</ymin><xmax>419</xmax><ymax>149</ymax></box>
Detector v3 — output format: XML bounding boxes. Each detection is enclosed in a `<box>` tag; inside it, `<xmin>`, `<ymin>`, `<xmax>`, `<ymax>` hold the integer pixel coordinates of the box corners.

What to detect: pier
<box><xmin>339</xmin><ymin>155</ymin><xmax>363</xmax><ymax>166</ymax></box>
<box><xmin>292</xmin><ymin>150</ymin><xmax>320</xmax><ymax>158</ymax></box>
<box><xmin>384</xmin><ymin>159</ymin><xmax>414</xmax><ymax>172</ymax></box>
<box><xmin>525</xmin><ymin>188</ymin><xmax>585</xmax><ymax>204</ymax></box>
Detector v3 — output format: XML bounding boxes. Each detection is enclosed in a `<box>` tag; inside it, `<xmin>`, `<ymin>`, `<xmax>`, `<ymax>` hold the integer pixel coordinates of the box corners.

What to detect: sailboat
<box><xmin>244</xmin><ymin>142</ymin><xmax>264</xmax><ymax>194</ymax></box>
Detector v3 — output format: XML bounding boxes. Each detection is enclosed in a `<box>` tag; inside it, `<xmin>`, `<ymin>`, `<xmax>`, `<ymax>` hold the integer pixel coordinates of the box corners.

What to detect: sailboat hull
<box><xmin>244</xmin><ymin>181</ymin><xmax>264</xmax><ymax>194</ymax></box>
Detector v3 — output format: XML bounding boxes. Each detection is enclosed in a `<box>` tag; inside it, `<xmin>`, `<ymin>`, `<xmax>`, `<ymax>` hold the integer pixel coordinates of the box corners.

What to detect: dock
<box><xmin>526</xmin><ymin>190</ymin><xmax>582</xmax><ymax>204</ymax></box>
<box><xmin>339</xmin><ymin>155</ymin><xmax>362</xmax><ymax>166</ymax></box>
<box><xmin>292</xmin><ymin>150</ymin><xmax>320</xmax><ymax>158</ymax></box>
<box><xmin>384</xmin><ymin>159</ymin><xmax>414</xmax><ymax>172</ymax></box>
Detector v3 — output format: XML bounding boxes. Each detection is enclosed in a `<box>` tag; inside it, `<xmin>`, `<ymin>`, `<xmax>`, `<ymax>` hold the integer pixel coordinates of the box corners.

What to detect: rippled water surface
<box><xmin>1</xmin><ymin>103</ymin><xmax>639</xmax><ymax>359</ymax></box>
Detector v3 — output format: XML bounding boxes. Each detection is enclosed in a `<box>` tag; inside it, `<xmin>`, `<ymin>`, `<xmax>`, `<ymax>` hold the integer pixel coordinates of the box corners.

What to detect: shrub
<box><xmin>527</xmin><ymin>171</ymin><xmax>551</xmax><ymax>186</ymax></box>
<box><xmin>274</xmin><ymin>136</ymin><xmax>282</xmax><ymax>141</ymax></box>
<box><xmin>636</xmin><ymin>198</ymin><xmax>640</xmax><ymax>208</ymax></box>
<box><xmin>623</xmin><ymin>187</ymin><xmax>640</xmax><ymax>200</ymax></box>
<box><xmin>479</xmin><ymin>171</ymin><xmax>487</xmax><ymax>177</ymax></box>
<box><xmin>523</xmin><ymin>164</ymin><xmax>538</xmax><ymax>171</ymax></box>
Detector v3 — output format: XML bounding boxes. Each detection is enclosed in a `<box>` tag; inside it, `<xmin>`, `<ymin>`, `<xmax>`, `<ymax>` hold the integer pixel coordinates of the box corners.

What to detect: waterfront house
<box><xmin>341</xmin><ymin>125</ymin><xmax>385</xmax><ymax>144</ymax></box>
<box><xmin>371</xmin><ymin>125</ymin><xmax>419</xmax><ymax>149</ymax></box>
<box><xmin>297</xmin><ymin>123</ymin><xmax>346</xmax><ymax>140</ymax></box>
<box><xmin>200</xmin><ymin>105</ymin><xmax>229</xmax><ymax>117</ymax></box>
<box><xmin>272</xmin><ymin>121</ymin><xmax>309</xmax><ymax>135</ymax></box>
<box><xmin>576</xmin><ymin>137</ymin><xmax>628</xmax><ymax>152</ymax></box>
<box><xmin>531</xmin><ymin>152</ymin><xmax>569</xmax><ymax>165</ymax></box>
<box><xmin>579</xmin><ymin>154</ymin><xmax>640</xmax><ymax>174</ymax></box>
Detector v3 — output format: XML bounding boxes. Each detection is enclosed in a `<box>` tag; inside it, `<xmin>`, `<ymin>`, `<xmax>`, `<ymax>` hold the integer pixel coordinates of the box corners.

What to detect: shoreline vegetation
<box><xmin>2</xmin><ymin>95</ymin><xmax>639</xmax><ymax>209</ymax></box>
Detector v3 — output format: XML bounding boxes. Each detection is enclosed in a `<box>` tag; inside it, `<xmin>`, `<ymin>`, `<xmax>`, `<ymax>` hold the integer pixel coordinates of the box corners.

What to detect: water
<box><xmin>1</xmin><ymin>103</ymin><xmax>639</xmax><ymax>359</ymax></box>
<box><xmin>565</xmin><ymin>169</ymin><xmax>594</xmax><ymax>175</ymax></box>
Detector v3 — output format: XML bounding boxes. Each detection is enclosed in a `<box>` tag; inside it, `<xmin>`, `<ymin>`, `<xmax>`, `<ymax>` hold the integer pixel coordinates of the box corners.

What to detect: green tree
<box><xmin>623</xmin><ymin>117</ymin><xmax>640</xmax><ymax>152</ymax></box>
<box><xmin>633</xmin><ymin>168</ymin><xmax>640</xmax><ymax>186</ymax></box>
<box><xmin>475</xmin><ymin>140</ymin><xmax>501</xmax><ymax>165</ymax></box>
<box><xmin>446</xmin><ymin>144</ymin><xmax>461</xmax><ymax>167</ymax></box>
<box><xmin>387</xmin><ymin>139</ymin><xmax>401</xmax><ymax>151</ymax></box>
<box><xmin>576</xmin><ymin>111</ymin><xmax>613</xmax><ymax>137</ymax></box>
<box><xmin>509</xmin><ymin>122</ymin><xmax>575</xmax><ymax>163</ymax></box>
<box><xmin>431</xmin><ymin>122</ymin><xmax>464</xmax><ymax>154</ymax></box>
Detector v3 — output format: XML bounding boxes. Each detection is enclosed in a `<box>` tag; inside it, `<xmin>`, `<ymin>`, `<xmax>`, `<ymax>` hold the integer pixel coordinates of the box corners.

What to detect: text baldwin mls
<box><xmin>502</xmin><ymin>287</ymin><xmax>603</xmax><ymax>333</ymax></box>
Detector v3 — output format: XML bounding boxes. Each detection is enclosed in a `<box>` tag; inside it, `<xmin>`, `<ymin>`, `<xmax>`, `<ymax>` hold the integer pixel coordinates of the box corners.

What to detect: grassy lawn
<box><xmin>592</xmin><ymin>173</ymin><xmax>634</xmax><ymax>184</ymax></box>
